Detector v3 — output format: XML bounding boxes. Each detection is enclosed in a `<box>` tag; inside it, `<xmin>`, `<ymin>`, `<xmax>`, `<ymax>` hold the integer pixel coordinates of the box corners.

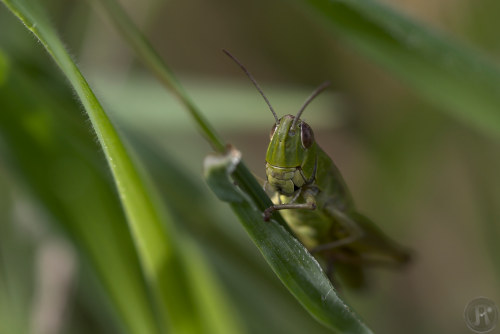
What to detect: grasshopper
<box><xmin>224</xmin><ymin>50</ymin><xmax>410</xmax><ymax>288</ymax></box>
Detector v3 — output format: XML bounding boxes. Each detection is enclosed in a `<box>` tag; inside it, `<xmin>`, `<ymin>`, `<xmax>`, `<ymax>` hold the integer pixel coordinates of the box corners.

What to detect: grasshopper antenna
<box><xmin>292</xmin><ymin>81</ymin><xmax>331</xmax><ymax>128</ymax></box>
<box><xmin>223</xmin><ymin>49</ymin><xmax>279</xmax><ymax>125</ymax></box>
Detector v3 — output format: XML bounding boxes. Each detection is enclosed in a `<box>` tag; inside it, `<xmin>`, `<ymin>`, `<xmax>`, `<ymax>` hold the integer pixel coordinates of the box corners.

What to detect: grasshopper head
<box><xmin>264</xmin><ymin>80</ymin><xmax>329</xmax><ymax>169</ymax></box>
<box><xmin>221</xmin><ymin>49</ymin><xmax>328</xmax><ymax>182</ymax></box>
<box><xmin>266</xmin><ymin>114</ymin><xmax>315</xmax><ymax>168</ymax></box>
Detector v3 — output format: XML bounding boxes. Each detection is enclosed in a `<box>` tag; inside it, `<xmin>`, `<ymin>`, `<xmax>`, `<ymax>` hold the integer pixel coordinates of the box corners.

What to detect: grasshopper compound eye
<box><xmin>300</xmin><ymin>122</ymin><xmax>314</xmax><ymax>149</ymax></box>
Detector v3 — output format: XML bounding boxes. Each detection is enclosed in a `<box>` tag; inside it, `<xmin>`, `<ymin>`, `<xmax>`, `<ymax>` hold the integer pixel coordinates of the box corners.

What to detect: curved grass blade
<box><xmin>204</xmin><ymin>147</ymin><xmax>373</xmax><ymax>334</ymax></box>
<box><xmin>88</xmin><ymin>0</ymin><xmax>225</xmax><ymax>152</ymax></box>
<box><xmin>91</xmin><ymin>0</ymin><xmax>375</xmax><ymax>331</ymax></box>
<box><xmin>0</xmin><ymin>53</ymin><xmax>159</xmax><ymax>334</ymax></box>
<box><xmin>301</xmin><ymin>0</ymin><xmax>500</xmax><ymax>137</ymax></box>
<box><xmin>124</xmin><ymin>132</ymin><xmax>336</xmax><ymax>334</ymax></box>
<box><xmin>0</xmin><ymin>1</ymin><xmax>243</xmax><ymax>333</ymax></box>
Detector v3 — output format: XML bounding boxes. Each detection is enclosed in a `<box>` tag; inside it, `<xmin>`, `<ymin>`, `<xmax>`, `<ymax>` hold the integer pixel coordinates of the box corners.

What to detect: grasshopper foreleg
<box><xmin>263</xmin><ymin>187</ymin><xmax>317</xmax><ymax>221</ymax></box>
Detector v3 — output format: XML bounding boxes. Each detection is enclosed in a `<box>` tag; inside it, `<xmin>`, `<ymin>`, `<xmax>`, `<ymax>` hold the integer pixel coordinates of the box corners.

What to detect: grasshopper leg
<box><xmin>263</xmin><ymin>187</ymin><xmax>317</xmax><ymax>221</ymax></box>
<box><xmin>310</xmin><ymin>210</ymin><xmax>364</xmax><ymax>253</ymax></box>
<box><xmin>263</xmin><ymin>202</ymin><xmax>316</xmax><ymax>221</ymax></box>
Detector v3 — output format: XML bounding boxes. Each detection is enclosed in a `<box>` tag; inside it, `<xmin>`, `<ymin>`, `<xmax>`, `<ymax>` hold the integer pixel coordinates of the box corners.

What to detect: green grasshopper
<box><xmin>224</xmin><ymin>50</ymin><xmax>410</xmax><ymax>288</ymax></box>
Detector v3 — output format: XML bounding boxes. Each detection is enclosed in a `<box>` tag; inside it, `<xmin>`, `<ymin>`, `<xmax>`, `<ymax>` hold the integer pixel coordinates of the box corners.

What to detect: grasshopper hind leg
<box><xmin>329</xmin><ymin>254</ymin><xmax>367</xmax><ymax>290</ymax></box>
<box><xmin>325</xmin><ymin>259</ymin><xmax>342</xmax><ymax>292</ymax></box>
<box><xmin>310</xmin><ymin>209</ymin><xmax>364</xmax><ymax>254</ymax></box>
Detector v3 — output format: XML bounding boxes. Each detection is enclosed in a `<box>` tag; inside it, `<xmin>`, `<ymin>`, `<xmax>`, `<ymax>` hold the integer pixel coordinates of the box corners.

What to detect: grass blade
<box><xmin>205</xmin><ymin>148</ymin><xmax>373</xmax><ymax>334</ymax></box>
<box><xmin>0</xmin><ymin>57</ymin><xmax>159</xmax><ymax>333</ymax></box>
<box><xmin>89</xmin><ymin>0</ymin><xmax>225</xmax><ymax>152</ymax></box>
<box><xmin>0</xmin><ymin>1</ymin><xmax>243</xmax><ymax>333</ymax></box>
<box><xmin>302</xmin><ymin>0</ymin><xmax>500</xmax><ymax>137</ymax></box>
<box><xmin>91</xmin><ymin>0</ymin><xmax>374</xmax><ymax>331</ymax></box>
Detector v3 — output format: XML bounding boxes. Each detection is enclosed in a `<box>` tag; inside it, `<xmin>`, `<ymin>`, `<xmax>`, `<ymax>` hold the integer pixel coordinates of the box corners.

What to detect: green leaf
<box><xmin>302</xmin><ymin>0</ymin><xmax>500</xmax><ymax>137</ymax></box>
<box><xmin>204</xmin><ymin>148</ymin><xmax>373</xmax><ymax>334</ymax></box>
<box><xmin>0</xmin><ymin>45</ymin><xmax>158</xmax><ymax>334</ymax></box>
<box><xmin>0</xmin><ymin>1</ymin><xmax>243</xmax><ymax>334</ymax></box>
<box><xmin>88</xmin><ymin>0</ymin><xmax>225</xmax><ymax>152</ymax></box>
<box><xmin>91</xmin><ymin>0</ymin><xmax>373</xmax><ymax>331</ymax></box>
<box><xmin>1</xmin><ymin>0</ymin><xmax>172</xmax><ymax>328</ymax></box>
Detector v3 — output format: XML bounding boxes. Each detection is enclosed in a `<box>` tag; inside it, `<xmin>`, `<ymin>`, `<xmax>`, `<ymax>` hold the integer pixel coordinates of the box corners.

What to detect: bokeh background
<box><xmin>1</xmin><ymin>0</ymin><xmax>500</xmax><ymax>333</ymax></box>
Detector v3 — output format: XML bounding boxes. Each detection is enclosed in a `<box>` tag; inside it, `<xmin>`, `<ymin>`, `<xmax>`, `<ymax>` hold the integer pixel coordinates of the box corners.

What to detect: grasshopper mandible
<box><xmin>224</xmin><ymin>50</ymin><xmax>410</xmax><ymax>288</ymax></box>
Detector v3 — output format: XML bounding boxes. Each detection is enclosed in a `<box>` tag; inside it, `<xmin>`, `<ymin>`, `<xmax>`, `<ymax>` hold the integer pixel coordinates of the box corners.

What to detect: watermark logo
<box><xmin>464</xmin><ymin>297</ymin><xmax>498</xmax><ymax>333</ymax></box>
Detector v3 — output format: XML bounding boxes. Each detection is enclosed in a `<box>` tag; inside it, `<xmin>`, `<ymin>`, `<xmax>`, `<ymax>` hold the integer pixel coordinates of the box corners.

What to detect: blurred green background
<box><xmin>1</xmin><ymin>0</ymin><xmax>500</xmax><ymax>333</ymax></box>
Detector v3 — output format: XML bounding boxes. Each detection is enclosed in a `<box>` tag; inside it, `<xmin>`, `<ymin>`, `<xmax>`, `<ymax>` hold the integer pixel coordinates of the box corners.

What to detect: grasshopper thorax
<box><xmin>265</xmin><ymin>115</ymin><xmax>317</xmax><ymax>196</ymax></box>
